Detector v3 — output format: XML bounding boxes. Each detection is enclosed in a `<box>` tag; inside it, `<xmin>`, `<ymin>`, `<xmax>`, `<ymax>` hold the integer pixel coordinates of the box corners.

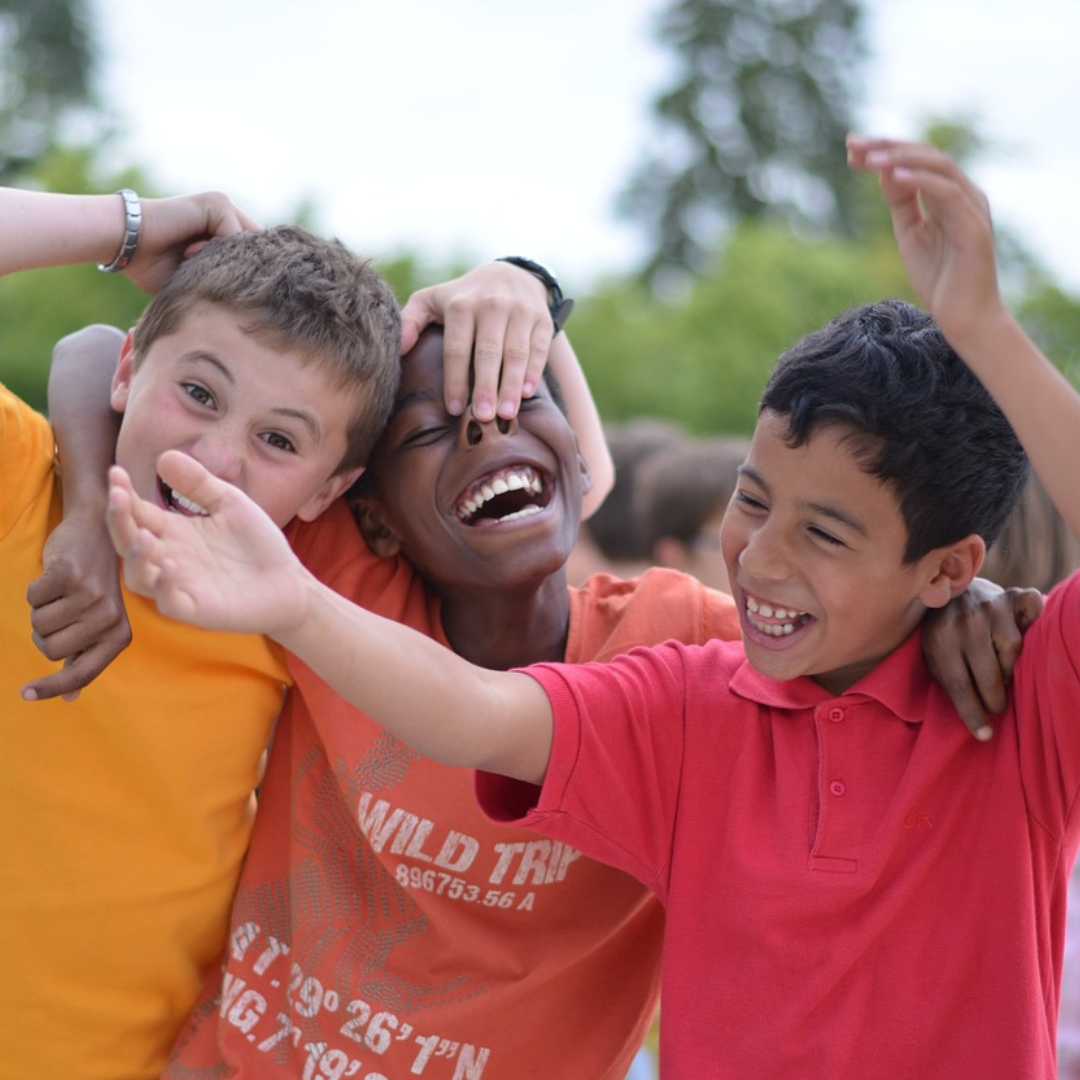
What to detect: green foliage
<box><xmin>621</xmin><ymin>0</ymin><xmax>867</xmax><ymax>283</ymax></box>
<box><xmin>570</xmin><ymin>218</ymin><xmax>913</xmax><ymax>436</ymax></box>
<box><xmin>0</xmin><ymin>0</ymin><xmax>99</xmax><ymax>184</ymax></box>
<box><xmin>1017</xmin><ymin>284</ymin><xmax>1080</xmax><ymax>389</ymax></box>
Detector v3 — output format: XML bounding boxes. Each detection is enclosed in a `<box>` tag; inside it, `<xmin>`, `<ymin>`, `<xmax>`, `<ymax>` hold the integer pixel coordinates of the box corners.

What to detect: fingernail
<box><xmin>976</xmin><ymin>725</ymin><xmax>993</xmax><ymax>742</ymax></box>
<box><xmin>522</xmin><ymin>381</ymin><xmax>535</xmax><ymax>397</ymax></box>
<box><xmin>447</xmin><ymin>399</ymin><xmax>463</xmax><ymax>416</ymax></box>
<box><xmin>498</xmin><ymin>400</ymin><xmax>516</xmax><ymax>419</ymax></box>
<box><xmin>473</xmin><ymin>401</ymin><xmax>494</xmax><ymax>422</ymax></box>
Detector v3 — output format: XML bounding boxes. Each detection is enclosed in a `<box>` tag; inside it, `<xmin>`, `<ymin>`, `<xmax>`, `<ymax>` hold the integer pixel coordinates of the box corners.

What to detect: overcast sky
<box><xmin>93</xmin><ymin>0</ymin><xmax>1080</xmax><ymax>292</ymax></box>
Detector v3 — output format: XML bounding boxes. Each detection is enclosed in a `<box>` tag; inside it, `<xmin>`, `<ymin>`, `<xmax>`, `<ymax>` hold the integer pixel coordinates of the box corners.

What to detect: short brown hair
<box><xmin>131</xmin><ymin>225</ymin><xmax>401</xmax><ymax>472</ymax></box>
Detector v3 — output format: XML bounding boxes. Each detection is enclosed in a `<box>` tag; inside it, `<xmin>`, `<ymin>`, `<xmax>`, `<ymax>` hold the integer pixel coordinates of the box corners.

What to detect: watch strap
<box><xmin>496</xmin><ymin>256</ymin><xmax>574</xmax><ymax>334</ymax></box>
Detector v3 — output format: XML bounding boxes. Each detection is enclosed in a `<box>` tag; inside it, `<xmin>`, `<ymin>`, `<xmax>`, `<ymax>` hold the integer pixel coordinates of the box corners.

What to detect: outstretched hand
<box><xmin>121</xmin><ymin>191</ymin><xmax>261</xmax><ymax>295</ymax></box>
<box><xmin>846</xmin><ymin>136</ymin><xmax>1005</xmax><ymax>341</ymax></box>
<box><xmin>107</xmin><ymin>452</ymin><xmax>307</xmax><ymax>637</ymax></box>
<box><xmin>400</xmin><ymin>260</ymin><xmax>554</xmax><ymax>422</ymax></box>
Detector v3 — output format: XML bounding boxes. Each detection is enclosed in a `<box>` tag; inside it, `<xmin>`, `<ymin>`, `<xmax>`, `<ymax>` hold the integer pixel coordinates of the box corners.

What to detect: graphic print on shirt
<box><xmin>181</xmin><ymin>727</ymin><xmax>585</xmax><ymax>1079</ymax></box>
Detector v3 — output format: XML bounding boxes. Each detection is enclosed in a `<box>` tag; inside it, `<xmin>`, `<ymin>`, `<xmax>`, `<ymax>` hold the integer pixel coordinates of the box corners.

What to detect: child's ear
<box><xmin>110</xmin><ymin>330</ymin><xmax>138</xmax><ymax>412</ymax></box>
<box><xmin>350</xmin><ymin>494</ymin><xmax>403</xmax><ymax>557</ymax></box>
<box><xmin>918</xmin><ymin>534</ymin><xmax>987</xmax><ymax>609</ymax></box>
<box><xmin>295</xmin><ymin>466</ymin><xmax>365</xmax><ymax>524</ymax></box>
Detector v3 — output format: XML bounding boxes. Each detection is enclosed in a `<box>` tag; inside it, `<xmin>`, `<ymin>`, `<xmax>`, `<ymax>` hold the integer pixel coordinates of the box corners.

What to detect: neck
<box><xmin>438</xmin><ymin>569</ymin><xmax>571</xmax><ymax>670</ymax></box>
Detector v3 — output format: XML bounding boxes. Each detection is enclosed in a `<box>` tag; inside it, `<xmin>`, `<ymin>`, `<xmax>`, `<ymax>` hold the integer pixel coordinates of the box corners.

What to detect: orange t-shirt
<box><xmin>166</xmin><ymin>499</ymin><xmax>739</xmax><ymax>1079</ymax></box>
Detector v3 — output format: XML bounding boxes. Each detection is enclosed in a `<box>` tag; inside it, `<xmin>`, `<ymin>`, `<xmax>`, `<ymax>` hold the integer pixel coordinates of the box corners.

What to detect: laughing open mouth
<box><xmin>454</xmin><ymin>465</ymin><xmax>551</xmax><ymax>526</ymax></box>
<box><xmin>159</xmin><ymin>477</ymin><xmax>209</xmax><ymax>516</ymax></box>
<box><xmin>745</xmin><ymin>595</ymin><xmax>813</xmax><ymax>636</ymax></box>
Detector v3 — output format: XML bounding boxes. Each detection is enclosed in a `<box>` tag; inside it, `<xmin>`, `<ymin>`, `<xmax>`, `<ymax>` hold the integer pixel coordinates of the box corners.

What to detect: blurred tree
<box><xmin>621</xmin><ymin>0</ymin><xmax>866</xmax><ymax>288</ymax></box>
<box><xmin>570</xmin><ymin>211</ymin><xmax>913</xmax><ymax>437</ymax></box>
<box><xmin>0</xmin><ymin>0</ymin><xmax>100</xmax><ymax>184</ymax></box>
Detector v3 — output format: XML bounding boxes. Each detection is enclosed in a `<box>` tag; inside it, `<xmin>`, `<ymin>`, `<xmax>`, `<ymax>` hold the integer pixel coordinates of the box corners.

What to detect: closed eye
<box><xmin>401</xmin><ymin>425</ymin><xmax>449</xmax><ymax>447</ymax></box>
<box><xmin>734</xmin><ymin>490</ymin><xmax>766</xmax><ymax>512</ymax></box>
<box><xmin>808</xmin><ymin>525</ymin><xmax>847</xmax><ymax>548</ymax></box>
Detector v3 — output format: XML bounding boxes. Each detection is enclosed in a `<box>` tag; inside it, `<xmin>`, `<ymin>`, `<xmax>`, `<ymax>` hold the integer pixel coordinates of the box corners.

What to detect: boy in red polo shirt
<box><xmin>107</xmin><ymin>138</ymin><xmax>1078</xmax><ymax>1078</ymax></box>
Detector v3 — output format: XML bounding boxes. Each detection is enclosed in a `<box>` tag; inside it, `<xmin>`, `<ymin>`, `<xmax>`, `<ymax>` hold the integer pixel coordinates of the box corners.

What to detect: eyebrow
<box><xmin>390</xmin><ymin>386</ymin><xmax>445</xmax><ymax>417</ymax></box>
<box><xmin>185</xmin><ymin>351</ymin><xmax>323</xmax><ymax>444</ymax></box>
<box><xmin>738</xmin><ymin>462</ymin><xmax>869</xmax><ymax>537</ymax></box>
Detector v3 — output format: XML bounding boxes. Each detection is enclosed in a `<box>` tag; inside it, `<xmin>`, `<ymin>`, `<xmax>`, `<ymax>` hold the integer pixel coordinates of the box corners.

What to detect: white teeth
<box><xmin>744</xmin><ymin>595</ymin><xmax>808</xmax><ymax>636</ymax></box>
<box><xmin>498</xmin><ymin>505</ymin><xmax>543</xmax><ymax>523</ymax></box>
<box><xmin>173</xmin><ymin>490</ymin><xmax>209</xmax><ymax>516</ymax></box>
<box><xmin>456</xmin><ymin>466</ymin><xmax>544</xmax><ymax>522</ymax></box>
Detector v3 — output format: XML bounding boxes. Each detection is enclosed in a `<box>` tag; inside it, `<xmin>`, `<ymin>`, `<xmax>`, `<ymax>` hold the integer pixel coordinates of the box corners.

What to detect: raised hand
<box><xmin>846</xmin><ymin>136</ymin><xmax>1004</xmax><ymax>341</ymax></box>
<box><xmin>121</xmin><ymin>191</ymin><xmax>261</xmax><ymax>294</ymax></box>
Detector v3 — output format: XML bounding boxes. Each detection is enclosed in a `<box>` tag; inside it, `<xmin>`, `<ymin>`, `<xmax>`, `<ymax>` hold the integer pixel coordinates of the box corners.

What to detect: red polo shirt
<box><xmin>480</xmin><ymin>573</ymin><xmax>1080</xmax><ymax>1079</ymax></box>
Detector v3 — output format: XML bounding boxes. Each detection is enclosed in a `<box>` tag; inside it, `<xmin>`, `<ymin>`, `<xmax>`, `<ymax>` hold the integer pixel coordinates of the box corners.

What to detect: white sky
<box><xmin>93</xmin><ymin>0</ymin><xmax>1080</xmax><ymax>292</ymax></box>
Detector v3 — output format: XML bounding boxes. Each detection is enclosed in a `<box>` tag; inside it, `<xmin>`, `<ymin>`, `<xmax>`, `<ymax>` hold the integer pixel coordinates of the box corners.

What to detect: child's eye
<box><xmin>182</xmin><ymin>382</ymin><xmax>214</xmax><ymax>407</ymax></box>
<box><xmin>734</xmin><ymin>490</ymin><xmax>766</xmax><ymax>512</ymax></box>
<box><xmin>261</xmin><ymin>432</ymin><xmax>297</xmax><ymax>453</ymax></box>
<box><xmin>402</xmin><ymin>425</ymin><xmax>448</xmax><ymax>448</ymax></box>
<box><xmin>808</xmin><ymin>525</ymin><xmax>846</xmax><ymax>548</ymax></box>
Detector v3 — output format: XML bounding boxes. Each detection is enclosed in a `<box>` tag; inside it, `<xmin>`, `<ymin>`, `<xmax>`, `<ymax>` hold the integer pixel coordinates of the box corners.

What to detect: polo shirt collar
<box><xmin>727</xmin><ymin>628</ymin><xmax>934</xmax><ymax>725</ymax></box>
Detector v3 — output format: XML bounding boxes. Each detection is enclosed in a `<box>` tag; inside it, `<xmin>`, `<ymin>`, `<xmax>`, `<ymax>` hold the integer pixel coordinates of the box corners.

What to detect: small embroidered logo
<box><xmin>904</xmin><ymin>806</ymin><xmax>933</xmax><ymax>831</ymax></box>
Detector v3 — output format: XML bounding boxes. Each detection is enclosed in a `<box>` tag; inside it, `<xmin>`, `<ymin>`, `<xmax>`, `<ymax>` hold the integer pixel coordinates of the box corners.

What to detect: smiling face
<box><xmin>111</xmin><ymin>302</ymin><xmax>363</xmax><ymax>528</ymax></box>
<box><xmin>720</xmin><ymin>410</ymin><xmax>976</xmax><ymax>694</ymax></box>
<box><xmin>352</xmin><ymin>327</ymin><xmax>590</xmax><ymax>592</ymax></box>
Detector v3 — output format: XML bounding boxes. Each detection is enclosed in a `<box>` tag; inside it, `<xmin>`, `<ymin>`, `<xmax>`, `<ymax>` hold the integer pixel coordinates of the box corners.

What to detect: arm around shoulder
<box><xmin>107</xmin><ymin>450</ymin><xmax>556</xmax><ymax>785</ymax></box>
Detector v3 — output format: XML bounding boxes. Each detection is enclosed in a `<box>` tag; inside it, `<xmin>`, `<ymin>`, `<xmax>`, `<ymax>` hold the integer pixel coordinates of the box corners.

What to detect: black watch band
<box><xmin>496</xmin><ymin>256</ymin><xmax>574</xmax><ymax>335</ymax></box>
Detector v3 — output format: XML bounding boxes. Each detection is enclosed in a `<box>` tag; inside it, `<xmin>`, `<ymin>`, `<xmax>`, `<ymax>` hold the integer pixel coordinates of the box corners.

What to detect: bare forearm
<box><xmin>280</xmin><ymin>572</ymin><xmax>554</xmax><ymax>785</ymax></box>
<box><xmin>950</xmin><ymin>309</ymin><xmax>1080</xmax><ymax>542</ymax></box>
<box><xmin>1</xmin><ymin>189</ymin><xmax>131</xmax><ymax>275</ymax></box>
<box><xmin>548</xmin><ymin>333</ymin><xmax>614</xmax><ymax>517</ymax></box>
<box><xmin>49</xmin><ymin>326</ymin><xmax>125</xmax><ymax>510</ymax></box>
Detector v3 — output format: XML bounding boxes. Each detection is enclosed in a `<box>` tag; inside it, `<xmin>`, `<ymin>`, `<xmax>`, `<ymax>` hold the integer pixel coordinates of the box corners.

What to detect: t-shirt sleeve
<box><xmin>1012</xmin><ymin>571</ymin><xmax>1080</xmax><ymax>841</ymax></box>
<box><xmin>567</xmin><ymin>568</ymin><xmax>741</xmax><ymax>662</ymax></box>
<box><xmin>477</xmin><ymin>642</ymin><xmax>695</xmax><ymax>895</ymax></box>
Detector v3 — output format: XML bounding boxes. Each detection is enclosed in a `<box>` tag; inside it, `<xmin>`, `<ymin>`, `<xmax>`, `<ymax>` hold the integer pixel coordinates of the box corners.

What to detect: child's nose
<box><xmin>189</xmin><ymin>433</ymin><xmax>244</xmax><ymax>484</ymax></box>
<box><xmin>738</xmin><ymin>523</ymin><xmax>792</xmax><ymax>583</ymax></box>
<box><xmin>459</xmin><ymin>407</ymin><xmax>516</xmax><ymax>448</ymax></box>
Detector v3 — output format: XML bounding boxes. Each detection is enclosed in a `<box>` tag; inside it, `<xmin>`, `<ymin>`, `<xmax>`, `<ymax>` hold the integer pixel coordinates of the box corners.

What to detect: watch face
<box><xmin>552</xmin><ymin>297</ymin><xmax>574</xmax><ymax>334</ymax></box>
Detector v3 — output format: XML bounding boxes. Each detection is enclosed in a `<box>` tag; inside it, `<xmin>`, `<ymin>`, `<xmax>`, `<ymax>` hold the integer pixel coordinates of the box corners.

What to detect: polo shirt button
<box><xmin>828</xmin><ymin>707</ymin><xmax>844</xmax><ymax>722</ymax></box>
<box><xmin>829</xmin><ymin>780</ymin><xmax>846</xmax><ymax>797</ymax></box>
